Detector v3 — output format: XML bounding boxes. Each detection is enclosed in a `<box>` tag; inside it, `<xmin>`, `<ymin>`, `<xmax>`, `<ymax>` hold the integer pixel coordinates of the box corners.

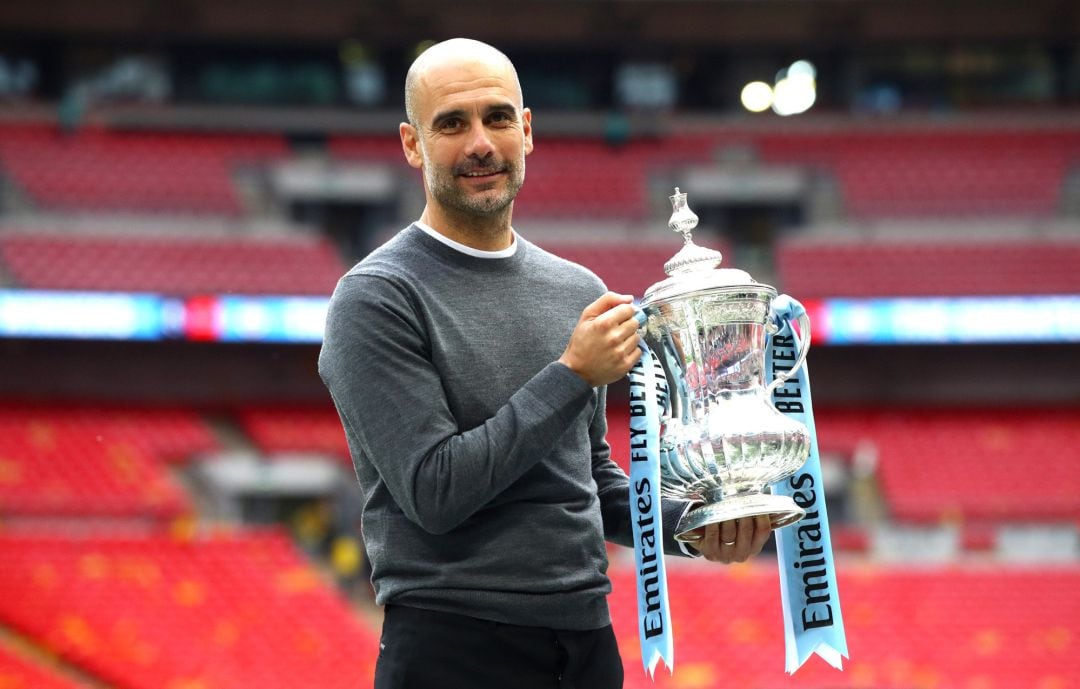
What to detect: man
<box><xmin>319</xmin><ymin>38</ymin><xmax>771</xmax><ymax>689</ymax></box>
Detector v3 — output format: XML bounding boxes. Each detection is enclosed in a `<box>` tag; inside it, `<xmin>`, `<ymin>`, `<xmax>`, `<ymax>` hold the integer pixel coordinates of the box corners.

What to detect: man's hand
<box><xmin>559</xmin><ymin>292</ymin><xmax>642</xmax><ymax>387</ymax></box>
<box><xmin>685</xmin><ymin>516</ymin><xmax>772</xmax><ymax>564</ymax></box>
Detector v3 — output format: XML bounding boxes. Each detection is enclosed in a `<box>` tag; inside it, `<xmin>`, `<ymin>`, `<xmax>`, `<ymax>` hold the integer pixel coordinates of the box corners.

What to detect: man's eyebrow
<box><xmin>483</xmin><ymin>102</ymin><xmax>518</xmax><ymax>117</ymax></box>
<box><xmin>430</xmin><ymin>108</ymin><xmax>467</xmax><ymax>127</ymax></box>
<box><xmin>429</xmin><ymin>102</ymin><xmax>518</xmax><ymax>126</ymax></box>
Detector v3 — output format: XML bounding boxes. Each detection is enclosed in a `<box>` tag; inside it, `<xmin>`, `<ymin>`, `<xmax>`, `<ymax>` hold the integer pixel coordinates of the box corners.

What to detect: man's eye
<box><xmin>440</xmin><ymin>118</ymin><xmax>463</xmax><ymax>131</ymax></box>
<box><xmin>489</xmin><ymin>112</ymin><xmax>512</xmax><ymax>125</ymax></box>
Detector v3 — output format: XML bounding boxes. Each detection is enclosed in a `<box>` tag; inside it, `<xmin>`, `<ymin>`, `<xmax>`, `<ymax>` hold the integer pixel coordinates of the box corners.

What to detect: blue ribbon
<box><xmin>767</xmin><ymin>295</ymin><xmax>849</xmax><ymax>673</ymax></box>
<box><xmin>627</xmin><ymin>344</ymin><xmax>675</xmax><ymax>678</ymax></box>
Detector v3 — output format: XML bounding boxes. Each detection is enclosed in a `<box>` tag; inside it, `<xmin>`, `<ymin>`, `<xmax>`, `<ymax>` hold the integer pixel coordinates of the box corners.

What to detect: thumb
<box><xmin>580</xmin><ymin>291</ymin><xmax>633</xmax><ymax>320</ymax></box>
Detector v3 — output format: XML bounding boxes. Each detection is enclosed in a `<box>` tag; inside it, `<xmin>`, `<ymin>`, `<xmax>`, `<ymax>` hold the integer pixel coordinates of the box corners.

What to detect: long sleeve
<box><xmin>319</xmin><ymin>272</ymin><xmax>595</xmax><ymax>535</ymax></box>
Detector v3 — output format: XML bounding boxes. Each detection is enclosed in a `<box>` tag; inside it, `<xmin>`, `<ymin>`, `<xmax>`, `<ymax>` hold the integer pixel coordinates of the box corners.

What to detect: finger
<box><xmin>732</xmin><ymin>517</ymin><xmax>755</xmax><ymax>562</ymax></box>
<box><xmin>700</xmin><ymin>523</ymin><xmax>729</xmax><ymax>563</ymax></box>
<box><xmin>750</xmin><ymin>514</ymin><xmax>772</xmax><ymax>555</ymax></box>
<box><xmin>594</xmin><ymin>302</ymin><xmax>638</xmax><ymax>329</ymax></box>
<box><xmin>684</xmin><ymin>527</ymin><xmax>712</xmax><ymax>558</ymax></box>
<box><xmin>682</xmin><ymin>526</ymin><xmax>705</xmax><ymax>543</ymax></box>
<box><xmin>719</xmin><ymin>519</ymin><xmax>737</xmax><ymax>550</ymax></box>
<box><xmin>614</xmin><ymin>329</ymin><xmax>642</xmax><ymax>357</ymax></box>
<box><xmin>580</xmin><ymin>292</ymin><xmax>633</xmax><ymax>319</ymax></box>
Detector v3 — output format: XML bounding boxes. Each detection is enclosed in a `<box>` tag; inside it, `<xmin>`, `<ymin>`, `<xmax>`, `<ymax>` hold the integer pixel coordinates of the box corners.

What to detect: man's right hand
<box><xmin>558</xmin><ymin>292</ymin><xmax>642</xmax><ymax>387</ymax></box>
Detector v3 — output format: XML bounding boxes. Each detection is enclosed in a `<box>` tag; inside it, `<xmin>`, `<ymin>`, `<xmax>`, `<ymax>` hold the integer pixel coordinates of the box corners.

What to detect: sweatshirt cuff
<box><xmin>525</xmin><ymin>361</ymin><xmax>595</xmax><ymax>418</ymax></box>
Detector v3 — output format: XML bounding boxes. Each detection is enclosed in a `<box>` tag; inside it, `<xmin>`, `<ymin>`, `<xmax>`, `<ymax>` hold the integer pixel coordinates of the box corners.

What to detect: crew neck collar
<box><xmin>414</xmin><ymin>221</ymin><xmax>518</xmax><ymax>259</ymax></box>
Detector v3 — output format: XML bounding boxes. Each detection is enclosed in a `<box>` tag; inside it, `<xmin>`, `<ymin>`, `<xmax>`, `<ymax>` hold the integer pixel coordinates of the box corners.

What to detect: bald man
<box><xmin>319</xmin><ymin>38</ymin><xmax>770</xmax><ymax>689</ymax></box>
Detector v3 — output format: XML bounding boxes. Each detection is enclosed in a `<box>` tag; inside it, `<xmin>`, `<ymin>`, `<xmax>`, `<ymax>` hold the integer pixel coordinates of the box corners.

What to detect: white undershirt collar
<box><xmin>415</xmin><ymin>221</ymin><xmax>518</xmax><ymax>259</ymax></box>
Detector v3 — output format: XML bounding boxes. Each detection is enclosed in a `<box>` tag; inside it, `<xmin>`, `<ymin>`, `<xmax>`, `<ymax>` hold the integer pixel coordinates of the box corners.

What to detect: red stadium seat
<box><xmin>0</xmin><ymin>530</ymin><xmax>379</xmax><ymax>689</ymax></box>
<box><xmin>236</xmin><ymin>407</ymin><xmax>351</xmax><ymax>464</ymax></box>
<box><xmin>0</xmin><ymin>232</ymin><xmax>346</xmax><ymax>296</ymax></box>
<box><xmin>755</xmin><ymin>129</ymin><xmax>1080</xmax><ymax>219</ymax></box>
<box><xmin>815</xmin><ymin>407</ymin><xmax>1080</xmax><ymax>523</ymax></box>
<box><xmin>776</xmin><ymin>239</ymin><xmax>1080</xmax><ymax>298</ymax></box>
<box><xmin>0</xmin><ymin>407</ymin><xmax>217</xmax><ymax>519</ymax></box>
<box><xmin>0</xmin><ymin>125</ymin><xmax>288</xmax><ymax>215</ymax></box>
<box><xmin>609</xmin><ymin>562</ymin><xmax>1080</xmax><ymax>689</ymax></box>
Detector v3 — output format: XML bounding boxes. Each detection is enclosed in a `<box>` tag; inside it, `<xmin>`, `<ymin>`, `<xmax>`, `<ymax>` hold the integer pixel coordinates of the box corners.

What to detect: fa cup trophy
<box><xmin>638</xmin><ymin>188</ymin><xmax>813</xmax><ymax>541</ymax></box>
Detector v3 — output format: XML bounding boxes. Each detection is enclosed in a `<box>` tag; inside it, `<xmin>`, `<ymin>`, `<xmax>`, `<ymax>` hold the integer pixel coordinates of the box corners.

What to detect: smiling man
<box><xmin>319</xmin><ymin>38</ymin><xmax>771</xmax><ymax>689</ymax></box>
<box><xmin>400</xmin><ymin>41</ymin><xmax>531</xmax><ymax>245</ymax></box>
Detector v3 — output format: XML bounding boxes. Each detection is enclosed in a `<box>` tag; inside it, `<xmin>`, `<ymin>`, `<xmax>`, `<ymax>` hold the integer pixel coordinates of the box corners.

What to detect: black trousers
<box><xmin>374</xmin><ymin>605</ymin><xmax>624</xmax><ymax>689</ymax></box>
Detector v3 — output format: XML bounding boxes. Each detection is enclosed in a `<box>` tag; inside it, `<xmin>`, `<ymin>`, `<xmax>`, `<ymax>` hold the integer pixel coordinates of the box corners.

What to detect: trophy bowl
<box><xmin>638</xmin><ymin>189</ymin><xmax>812</xmax><ymax>542</ymax></box>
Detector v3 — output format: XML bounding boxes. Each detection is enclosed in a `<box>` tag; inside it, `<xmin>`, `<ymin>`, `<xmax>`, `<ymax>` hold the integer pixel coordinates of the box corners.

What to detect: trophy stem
<box><xmin>674</xmin><ymin>493</ymin><xmax>806</xmax><ymax>542</ymax></box>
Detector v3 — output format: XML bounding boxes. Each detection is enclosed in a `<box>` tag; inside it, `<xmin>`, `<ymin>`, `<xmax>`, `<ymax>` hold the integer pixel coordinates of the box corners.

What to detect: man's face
<box><xmin>402</xmin><ymin>58</ymin><xmax>533</xmax><ymax>219</ymax></box>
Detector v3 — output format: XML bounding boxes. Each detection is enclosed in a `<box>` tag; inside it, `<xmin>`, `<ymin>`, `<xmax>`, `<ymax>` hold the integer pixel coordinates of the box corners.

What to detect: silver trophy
<box><xmin>639</xmin><ymin>188</ymin><xmax>812</xmax><ymax>541</ymax></box>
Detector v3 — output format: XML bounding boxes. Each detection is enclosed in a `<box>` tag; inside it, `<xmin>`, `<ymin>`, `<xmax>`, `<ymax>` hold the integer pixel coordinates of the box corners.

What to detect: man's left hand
<box><xmin>685</xmin><ymin>515</ymin><xmax>772</xmax><ymax>564</ymax></box>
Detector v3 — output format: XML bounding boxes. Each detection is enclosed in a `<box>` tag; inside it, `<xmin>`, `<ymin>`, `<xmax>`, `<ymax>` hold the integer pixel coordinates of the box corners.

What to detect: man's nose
<box><xmin>464</xmin><ymin>121</ymin><xmax>495</xmax><ymax>159</ymax></box>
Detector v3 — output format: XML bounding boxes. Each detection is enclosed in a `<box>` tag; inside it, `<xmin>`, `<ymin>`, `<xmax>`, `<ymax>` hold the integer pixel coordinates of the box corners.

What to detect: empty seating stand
<box><xmin>776</xmin><ymin>238</ymin><xmax>1080</xmax><ymax>298</ymax></box>
<box><xmin>754</xmin><ymin>129</ymin><xmax>1080</xmax><ymax>218</ymax></box>
<box><xmin>0</xmin><ymin>407</ymin><xmax>217</xmax><ymax>519</ymax></box>
<box><xmin>236</xmin><ymin>407</ymin><xmax>351</xmax><ymax>464</ymax></box>
<box><xmin>0</xmin><ymin>124</ymin><xmax>287</xmax><ymax>215</ymax></box>
<box><xmin>814</xmin><ymin>407</ymin><xmax>1080</xmax><ymax>523</ymax></box>
<box><xmin>0</xmin><ymin>530</ymin><xmax>379</xmax><ymax>689</ymax></box>
<box><xmin>0</xmin><ymin>232</ymin><xmax>346</xmax><ymax>295</ymax></box>
<box><xmin>608</xmin><ymin>563</ymin><xmax>1079</xmax><ymax>689</ymax></box>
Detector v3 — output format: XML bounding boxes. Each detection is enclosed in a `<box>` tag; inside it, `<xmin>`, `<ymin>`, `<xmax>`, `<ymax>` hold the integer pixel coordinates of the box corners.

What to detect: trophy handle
<box><xmin>765</xmin><ymin>305</ymin><xmax>811</xmax><ymax>396</ymax></box>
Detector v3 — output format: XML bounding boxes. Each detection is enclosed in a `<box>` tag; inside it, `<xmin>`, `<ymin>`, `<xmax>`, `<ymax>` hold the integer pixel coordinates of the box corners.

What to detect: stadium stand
<box><xmin>0</xmin><ymin>231</ymin><xmax>345</xmax><ymax>295</ymax></box>
<box><xmin>235</xmin><ymin>406</ymin><xmax>350</xmax><ymax>464</ymax></box>
<box><xmin>0</xmin><ymin>530</ymin><xmax>379</xmax><ymax>689</ymax></box>
<box><xmin>746</xmin><ymin>129</ymin><xmax>1080</xmax><ymax>218</ymax></box>
<box><xmin>0</xmin><ymin>8</ymin><xmax>1075</xmax><ymax>686</ymax></box>
<box><xmin>608</xmin><ymin>564</ymin><xmax>1080</xmax><ymax>689</ymax></box>
<box><xmin>0</xmin><ymin>407</ymin><xmax>215</xmax><ymax>519</ymax></box>
<box><xmin>814</xmin><ymin>407</ymin><xmax>1080</xmax><ymax>523</ymax></box>
<box><xmin>776</xmin><ymin>238</ymin><xmax>1080</xmax><ymax>298</ymax></box>
<box><xmin>0</xmin><ymin>124</ymin><xmax>287</xmax><ymax>215</ymax></box>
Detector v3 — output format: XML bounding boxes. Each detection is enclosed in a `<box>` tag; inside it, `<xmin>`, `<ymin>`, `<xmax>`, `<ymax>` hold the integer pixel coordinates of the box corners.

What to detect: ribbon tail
<box><xmin>628</xmin><ymin>344</ymin><xmax>675</xmax><ymax>679</ymax></box>
<box><xmin>769</xmin><ymin>295</ymin><xmax>849</xmax><ymax>675</ymax></box>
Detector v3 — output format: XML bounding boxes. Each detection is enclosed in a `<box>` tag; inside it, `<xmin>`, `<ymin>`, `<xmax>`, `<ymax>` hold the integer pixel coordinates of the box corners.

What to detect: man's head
<box><xmin>400</xmin><ymin>38</ymin><xmax>533</xmax><ymax>235</ymax></box>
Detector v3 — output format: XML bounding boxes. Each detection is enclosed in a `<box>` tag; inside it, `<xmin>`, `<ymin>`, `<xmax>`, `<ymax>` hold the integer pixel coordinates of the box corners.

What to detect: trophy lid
<box><xmin>642</xmin><ymin>188</ymin><xmax>773</xmax><ymax>306</ymax></box>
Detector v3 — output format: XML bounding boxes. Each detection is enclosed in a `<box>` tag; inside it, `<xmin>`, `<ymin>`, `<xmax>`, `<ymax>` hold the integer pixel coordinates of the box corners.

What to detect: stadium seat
<box><xmin>814</xmin><ymin>407</ymin><xmax>1080</xmax><ymax>523</ymax></box>
<box><xmin>0</xmin><ymin>232</ymin><xmax>346</xmax><ymax>295</ymax></box>
<box><xmin>755</xmin><ymin>129</ymin><xmax>1080</xmax><ymax>218</ymax></box>
<box><xmin>609</xmin><ymin>562</ymin><xmax>1079</xmax><ymax>689</ymax></box>
<box><xmin>0</xmin><ymin>530</ymin><xmax>379</xmax><ymax>689</ymax></box>
<box><xmin>0</xmin><ymin>407</ymin><xmax>216</xmax><ymax>519</ymax></box>
<box><xmin>0</xmin><ymin>125</ymin><xmax>288</xmax><ymax>215</ymax></box>
<box><xmin>236</xmin><ymin>407</ymin><xmax>351</xmax><ymax>464</ymax></box>
<box><xmin>776</xmin><ymin>239</ymin><xmax>1080</xmax><ymax>298</ymax></box>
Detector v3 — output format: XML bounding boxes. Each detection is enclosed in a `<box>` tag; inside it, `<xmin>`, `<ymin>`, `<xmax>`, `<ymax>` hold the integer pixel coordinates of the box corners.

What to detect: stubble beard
<box><xmin>422</xmin><ymin>150</ymin><xmax>526</xmax><ymax>226</ymax></box>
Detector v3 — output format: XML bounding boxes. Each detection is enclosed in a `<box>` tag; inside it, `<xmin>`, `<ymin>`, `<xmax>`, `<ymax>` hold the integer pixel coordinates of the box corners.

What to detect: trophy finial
<box><xmin>664</xmin><ymin>187</ymin><xmax>723</xmax><ymax>276</ymax></box>
<box><xmin>668</xmin><ymin>187</ymin><xmax>699</xmax><ymax>239</ymax></box>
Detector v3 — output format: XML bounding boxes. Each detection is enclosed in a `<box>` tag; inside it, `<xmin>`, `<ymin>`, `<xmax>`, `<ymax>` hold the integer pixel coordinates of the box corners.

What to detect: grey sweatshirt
<box><xmin>318</xmin><ymin>224</ymin><xmax>690</xmax><ymax>630</ymax></box>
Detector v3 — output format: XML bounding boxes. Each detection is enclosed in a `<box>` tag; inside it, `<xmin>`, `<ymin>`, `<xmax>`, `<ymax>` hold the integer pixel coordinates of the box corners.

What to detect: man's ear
<box><xmin>522</xmin><ymin>107</ymin><xmax>534</xmax><ymax>156</ymax></box>
<box><xmin>400</xmin><ymin>122</ymin><xmax>424</xmax><ymax>169</ymax></box>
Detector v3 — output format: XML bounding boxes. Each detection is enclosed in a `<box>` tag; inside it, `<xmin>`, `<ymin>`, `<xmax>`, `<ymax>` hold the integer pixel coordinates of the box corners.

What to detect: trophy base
<box><xmin>674</xmin><ymin>493</ymin><xmax>805</xmax><ymax>543</ymax></box>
